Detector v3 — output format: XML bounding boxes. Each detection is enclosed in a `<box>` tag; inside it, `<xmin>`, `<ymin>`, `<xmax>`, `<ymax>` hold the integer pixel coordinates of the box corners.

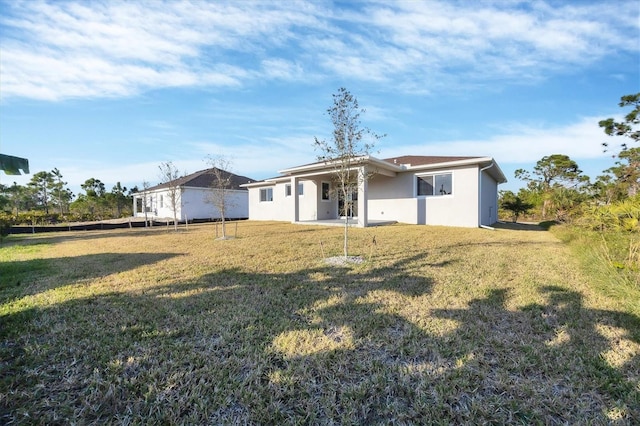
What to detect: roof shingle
<box><xmin>148</xmin><ymin>168</ymin><xmax>255</xmax><ymax>191</ymax></box>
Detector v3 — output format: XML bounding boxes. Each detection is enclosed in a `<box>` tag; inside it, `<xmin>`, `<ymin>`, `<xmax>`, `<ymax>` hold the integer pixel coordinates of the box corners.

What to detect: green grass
<box><xmin>1</xmin><ymin>221</ymin><xmax>638</xmax><ymax>424</ymax></box>
<box><xmin>550</xmin><ymin>225</ymin><xmax>640</xmax><ymax>320</ymax></box>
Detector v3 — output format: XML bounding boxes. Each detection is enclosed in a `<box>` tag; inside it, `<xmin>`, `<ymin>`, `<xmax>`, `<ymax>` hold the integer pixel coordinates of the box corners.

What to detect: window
<box><xmin>285</xmin><ymin>183</ymin><xmax>303</xmax><ymax>196</ymax></box>
<box><xmin>160</xmin><ymin>195</ymin><xmax>164</xmax><ymax>208</ymax></box>
<box><xmin>260</xmin><ymin>187</ymin><xmax>273</xmax><ymax>202</ymax></box>
<box><xmin>417</xmin><ymin>173</ymin><xmax>452</xmax><ymax>196</ymax></box>
<box><xmin>321</xmin><ymin>182</ymin><xmax>330</xmax><ymax>201</ymax></box>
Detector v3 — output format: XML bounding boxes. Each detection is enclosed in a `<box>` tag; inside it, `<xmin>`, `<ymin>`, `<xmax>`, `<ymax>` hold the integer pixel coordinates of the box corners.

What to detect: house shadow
<box><xmin>493</xmin><ymin>221</ymin><xmax>546</xmax><ymax>231</ymax></box>
<box><xmin>2</xmin><ymin>257</ymin><xmax>639</xmax><ymax>424</ymax></box>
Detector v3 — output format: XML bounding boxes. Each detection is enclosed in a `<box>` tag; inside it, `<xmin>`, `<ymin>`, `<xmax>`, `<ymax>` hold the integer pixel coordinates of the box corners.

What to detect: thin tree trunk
<box><xmin>343</xmin><ymin>196</ymin><xmax>351</xmax><ymax>258</ymax></box>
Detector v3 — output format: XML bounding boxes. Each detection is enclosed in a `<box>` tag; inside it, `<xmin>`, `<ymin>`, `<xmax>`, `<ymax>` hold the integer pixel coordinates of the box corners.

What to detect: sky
<box><xmin>1</xmin><ymin>0</ymin><xmax>639</xmax><ymax>196</ymax></box>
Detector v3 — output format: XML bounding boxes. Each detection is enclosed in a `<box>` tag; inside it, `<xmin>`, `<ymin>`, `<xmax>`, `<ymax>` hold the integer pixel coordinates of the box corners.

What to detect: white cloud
<box><xmin>0</xmin><ymin>114</ymin><xmax>619</xmax><ymax>197</ymax></box>
<box><xmin>381</xmin><ymin>116</ymin><xmax>612</xmax><ymax>166</ymax></box>
<box><xmin>0</xmin><ymin>0</ymin><xmax>324</xmax><ymax>100</ymax></box>
<box><xmin>260</xmin><ymin>58</ymin><xmax>305</xmax><ymax>81</ymax></box>
<box><xmin>0</xmin><ymin>0</ymin><xmax>637</xmax><ymax>101</ymax></box>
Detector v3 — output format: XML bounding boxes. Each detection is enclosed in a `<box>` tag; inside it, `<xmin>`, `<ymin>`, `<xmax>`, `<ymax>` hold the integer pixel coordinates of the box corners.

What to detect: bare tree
<box><xmin>314</xmin><ymin>88</ymin><xmax>385</xmax><ymax>258</ymax></box>
<box><xmin>158</xmin><ymin>161</ymin><xmax>182</xmax><ymax>231</ymax></box>
<box><xmin>205</xmin><ymin>155</ymin><xmax>236</xmax><ymax>239</ymax></box>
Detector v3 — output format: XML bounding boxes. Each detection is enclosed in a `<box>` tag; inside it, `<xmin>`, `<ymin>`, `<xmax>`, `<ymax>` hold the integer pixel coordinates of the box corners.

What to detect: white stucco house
<box><xmin>133</xmin><ymin>168</ymin><xmax>255</xmax><ymax>222</ymax></box>
<box><xmin>241</xmin><ymin>155</ymin><xmax>507</xmax><ymax>228</ymax></box>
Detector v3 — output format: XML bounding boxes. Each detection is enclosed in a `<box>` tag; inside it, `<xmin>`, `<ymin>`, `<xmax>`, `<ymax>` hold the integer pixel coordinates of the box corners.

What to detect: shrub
<box><xmin>579</xmin><ymin>196</ymin><xmax>640</xmax><ymax>232</ymax></box>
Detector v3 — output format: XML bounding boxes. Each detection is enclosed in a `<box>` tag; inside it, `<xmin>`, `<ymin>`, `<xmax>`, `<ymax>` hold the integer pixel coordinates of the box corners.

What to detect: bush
<box><xmin>0</xmin><ymin>217</ymin><xmax>10</xmax><ymax>242</ymax></box>
<box><xmin>579</xmin><ymin>196</ymin><xmax>640</xmax><ymax>232</ymax></box>
<box><xmin>553</xmin><ymin>225</ymin><xmax>639</xmax><ymax>292</ymax></box>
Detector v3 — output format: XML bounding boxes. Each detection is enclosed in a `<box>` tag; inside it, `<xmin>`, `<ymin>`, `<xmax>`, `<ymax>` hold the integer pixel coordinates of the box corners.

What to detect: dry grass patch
<box><xmin>1</xmin><ymin>221</ymin><xmax>638</xmax><ymax>424</ymax></box>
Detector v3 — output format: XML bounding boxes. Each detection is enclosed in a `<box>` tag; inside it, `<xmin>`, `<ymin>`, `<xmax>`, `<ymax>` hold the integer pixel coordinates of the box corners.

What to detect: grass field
<box><xmin>1</xmin><ymin>221</ymin><xmax>638</xmax><ymax>424</ymax></box>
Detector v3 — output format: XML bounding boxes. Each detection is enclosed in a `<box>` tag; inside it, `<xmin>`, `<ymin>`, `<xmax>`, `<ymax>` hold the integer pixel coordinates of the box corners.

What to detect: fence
<box><xmin>9</xmin><ymin>218</ymin><xmax>248</xmax><ymax>234</ymax></box>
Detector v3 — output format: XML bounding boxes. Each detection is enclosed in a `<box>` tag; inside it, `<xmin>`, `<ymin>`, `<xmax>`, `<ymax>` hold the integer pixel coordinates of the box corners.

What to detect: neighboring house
<box><xmin>241</xmin><ymin>155</ymin><xmax>507</xmax><ymax>228</ymax></box>
<box><xmin>133</xmin><ymin>168</ymin><xmax>255</xmax><ymax>222</ymax></box>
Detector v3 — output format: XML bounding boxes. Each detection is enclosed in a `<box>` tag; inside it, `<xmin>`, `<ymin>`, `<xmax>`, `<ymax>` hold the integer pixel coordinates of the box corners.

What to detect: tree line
<box><xmin>499</xmin><ymin>93</ymin><xmax>639</xmax><ymax>233</ymax></box>
<box><xmin>0</xmin><ymin>171</ymin><xmax>137</xmax><ymax>226</ymax></box>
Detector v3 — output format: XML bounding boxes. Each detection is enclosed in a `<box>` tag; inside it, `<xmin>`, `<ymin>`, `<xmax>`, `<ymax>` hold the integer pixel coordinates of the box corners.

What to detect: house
<box><xmin>241</xmin><ymin>155</ymin><xmax>507</xmax><ymax>228</ymax></box>
<box><xmin>133</xmin><ymin>168</ymin><xmax>255</xmax><ymax>222</ymax></box>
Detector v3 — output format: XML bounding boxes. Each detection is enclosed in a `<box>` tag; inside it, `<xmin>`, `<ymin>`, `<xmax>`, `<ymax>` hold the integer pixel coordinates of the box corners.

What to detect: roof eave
<box><xmin>279</xmin><ymin>155</ymin><xmax>403</xmax><ymax>175</ymax></box>
<box><xmin>407</xmin><ymin>156</ymin><xmax>493</xmax><ymax>170</ymax></box>
<box><xmin>408</xmin><ymin>156</ymin><xmax>507</xmax><ymax>184</ymax></box>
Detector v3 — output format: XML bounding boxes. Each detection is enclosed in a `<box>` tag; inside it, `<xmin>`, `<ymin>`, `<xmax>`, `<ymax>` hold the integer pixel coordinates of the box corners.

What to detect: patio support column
<box><xmin>291</xmin><ymin>176</ymin><xmax>299</xmax><ymax>223</ymax></box>
<box><xmin>132</xmin><ymin>195</ymin><xmax>138</xmax><ymax>216</ymax></box>
<box><xmin>357</xmin><ymin>166</ymin><xmax>368</xmax><ymax>228</ymax></box>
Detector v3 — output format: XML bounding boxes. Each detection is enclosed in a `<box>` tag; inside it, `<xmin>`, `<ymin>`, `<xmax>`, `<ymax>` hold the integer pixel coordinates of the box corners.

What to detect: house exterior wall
<box><xmin>247</xmin><ymin>182</ymin><xmax>289</xmax><ymax>221</ymax></box>
<box><xmin>180</xmin><ymin>187</ymin><xmax>248</xmax><ymax>220</ymax></box>
<box><xmin>316</xmin><ymin>180</ymin><xmax>337</xmax><ymax>220</ymax></box>
<box><xmin>366</xmin><ymin>166</ymin><xmax>480</xmax><ymax>227</ymax></box>
<box><xmin>134</xmin><ymin>187</ymin><xmax>248</xmax><ymax>221</ymax></box>
<box><xmin>299</xmin><ymin>179</ymin><xmax>339</xmax><ymax>220</ymax></box>
<box><xmin>245</xmin><ymin>161</ymin><xmax>501</xmax><ymax>228</ymax></box>
<box><xmin>147</xmin><ymin>189</ymin><xmax>181</xmax><ymax>220</ymax></box>
<box><xmin>369</xmin><ymin>198</ymin><xmax>419</xmax><ymax>223</ymax></box>
<box><xmin>298</xmin><ymin>180</ymin><xmax>317</xmax><ymax>220</ymax></box>
<box><xmin>248</xmin><ymin>180</ymin><xmax>339</xmax><ymax>222</ymax></box>
<box><xmin>422</xmin><ymin>166</ymin><xmax>479</xmax><ymax>227</ymax></box>
<box><xmin>367</xmin><ymin>173</ymin><xmax>417</xmax><ymax>223</ymax></box>
<box><xmin>479</xmin><ymin>171</ymin><xmax>499</xmax><ymax>226</ymax></box>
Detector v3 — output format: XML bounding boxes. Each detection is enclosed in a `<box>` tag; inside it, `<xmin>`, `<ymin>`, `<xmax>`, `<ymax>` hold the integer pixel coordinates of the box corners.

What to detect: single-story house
<box><xmin>133</xmin><ymin>168</ymin><xmax>255</xmax><ymax>222</ymax></box>
<box><xmin>241</xmin><ymin>155</ymin><xmax>507</xmax><ymax>228</ymax></box>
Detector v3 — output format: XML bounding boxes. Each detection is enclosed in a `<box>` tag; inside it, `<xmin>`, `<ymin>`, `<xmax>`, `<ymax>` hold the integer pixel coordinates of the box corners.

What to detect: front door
<box><xmin>338</xmin><ymin>189</ymin><xmax>358</xmax><ymax>218</ymax></box>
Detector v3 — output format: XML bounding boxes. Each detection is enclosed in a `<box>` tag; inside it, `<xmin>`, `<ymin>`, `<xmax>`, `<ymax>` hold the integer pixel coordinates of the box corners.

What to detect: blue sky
<box><xmin>1</xmin><ymin>0</ymin><xmax>638</xmax><ymax>195</ymax></box>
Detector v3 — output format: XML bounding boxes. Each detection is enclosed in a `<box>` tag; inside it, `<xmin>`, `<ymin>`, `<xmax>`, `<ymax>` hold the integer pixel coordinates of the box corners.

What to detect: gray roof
<box><xmin>148</xmin><ymin>168</ymin><xmax>256</xmax><ymax>191</ymax></box>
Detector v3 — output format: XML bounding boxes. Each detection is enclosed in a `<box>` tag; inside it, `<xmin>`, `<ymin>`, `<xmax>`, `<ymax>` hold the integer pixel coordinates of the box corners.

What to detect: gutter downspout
<box><xmin>479</xmin><ymin>162</ymin><xmax>495</xmax><ymax>230</ymax></box>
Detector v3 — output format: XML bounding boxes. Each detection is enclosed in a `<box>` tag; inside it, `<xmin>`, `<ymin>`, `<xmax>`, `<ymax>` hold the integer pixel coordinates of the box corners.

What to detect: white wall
<box><xmin>316</xmin><ymin>180</ymin><xmax>337</xmax><ymax>220</ymax></box>
<box><xmin>248</xmin><ymin>179</ymin><xmax>339</xmax><ymax>222</ymax></box>
<box><xmin>149</xmin><ymin>189</ymin><xmax>181</xmax><ymax>220</ymax></box>
<box><xmin>479</xmin><ymin>172</ymin><xmax>498</xmax><ymax>226</ymax></box>
<box><xmin>423</xmin><ymin>166</ymin><xmax>479</xmax><ymax>227</ymax></box>
<box><xmin>368</xmin><ymin>173</ymin><xmax>414</xmax><ymax>199</ymax></box>
<box><xmin>248</xmin><ymin>182</ymin><xmax>290</xmax><ymax>221</ymax></box>
<box><xmin>367</xmin><ymin>173</ymin><xmax>417</xmax><ymax>223</ymax></box>
<box><xmin>298</xmin><ymin>180</ymin><xmax>317</xmax><ymax>220</ymax></box>
<box><xmin>135</xmin><ymin>187</ymin><xmax>248</xmax><ymax>221</ymax></box>
<box><xmin>369</xmin><ymin>198</ymin><xmax>418</xmax><ymax>223</ymax></box>
<box><xmin>181</xmin><ymin>187</ymin><xmax>248</xmax><ymax>220</ymax></box>
<box><xmin>246</xmin><ymin>163</ymin><xmax>499</xmax><ymax>228</ymax></box>
<box><xmin>366</xmin><ymin>167</ymin><xmax>480</xmax><ymax>227</ymax></box>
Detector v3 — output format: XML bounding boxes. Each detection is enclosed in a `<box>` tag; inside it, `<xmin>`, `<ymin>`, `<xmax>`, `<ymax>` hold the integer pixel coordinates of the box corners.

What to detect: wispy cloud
<box><xmin>1</xmin><ymin>0</ymin><xmax>637</xmax><ymax>101</ymax></box>
<box><xmin>0</xmin><ymin>0</ymin><xmax>324</xmax><ymax>100</ymax></box>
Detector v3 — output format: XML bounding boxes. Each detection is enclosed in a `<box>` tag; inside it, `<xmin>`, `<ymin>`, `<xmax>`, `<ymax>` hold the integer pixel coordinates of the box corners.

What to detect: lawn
<box><xmin>1</xmin><ymin>221</ymin><xmax>638</xmax><ymax>424</ymax></box>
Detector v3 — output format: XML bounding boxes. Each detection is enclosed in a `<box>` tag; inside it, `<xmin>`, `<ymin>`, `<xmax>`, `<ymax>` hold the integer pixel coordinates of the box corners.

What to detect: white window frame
<box><xmin>298</xmin><ymin>182</ymin><xmax>304</xmax><ymax>196</ymax></box>
<box><xmin>321</xmin><ymin>181</ymin><xmax>331</xmax><ymax>201</ymax></box>
<box><xmin>416</xmin><ymin>172</ymin><xmax>453</xmax><ymax>197</ymax></box>
<box><xmin>260</xmin><ymin>187</ymin><xmax>274</xmax><ymax>202</ymax></box>
<box><xmin>285</xmin><ymin>184</ymin><xmax>291</xmax><ymax>197</ymax></box>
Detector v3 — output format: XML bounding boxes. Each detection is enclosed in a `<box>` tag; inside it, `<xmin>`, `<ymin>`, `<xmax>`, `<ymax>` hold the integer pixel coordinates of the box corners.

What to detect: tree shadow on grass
<box><xmin>1</xmin><ymin>257</ymin><xmax>639</xmax><ymax>424</ymax></box>
<box><xmin>2</xmin><ymin>226</ymin><xmax>186</xmax><ymax>246</ymax></box>
<box><xmin>0</xmin><ymin>252</ymin><xmax>181</xmax><ymax>299</ymax></box>
<box><xmin>427</xmin><ymin>286</ymin><xmax>639</xmax><ymax>423</ymax></box>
